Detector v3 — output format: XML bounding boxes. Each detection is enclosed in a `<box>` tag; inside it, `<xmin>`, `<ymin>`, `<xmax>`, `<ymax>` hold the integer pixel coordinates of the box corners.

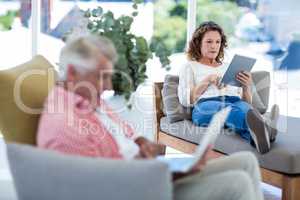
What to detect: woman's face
<box><xmin>200</xmin><ymin>31</ymin><xmax>222</xmax><ymax>61</ymax></box>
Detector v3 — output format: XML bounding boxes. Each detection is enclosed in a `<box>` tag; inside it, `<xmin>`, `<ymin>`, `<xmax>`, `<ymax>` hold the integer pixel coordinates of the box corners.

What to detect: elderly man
<box><xmin>37</xmin><ymin>35</ymin><xmax>264</xmax><ymax>200</ymax></box>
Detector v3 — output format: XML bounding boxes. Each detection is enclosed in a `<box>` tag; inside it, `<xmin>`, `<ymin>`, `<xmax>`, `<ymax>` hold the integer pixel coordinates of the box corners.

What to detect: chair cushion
<box><xmin>160</xmin><ymin>115</ymin><xmax>300</xmax><ymax>174</ymax></box>
<box><xmin>251</xmin><ymin>71</ymin><xmax>270</xmax><ymax>114</ymax></box>
<box><xmin>7</xmin><ymin>143</ymin><xmax>172</xmax><ymax>200</ymax></box>
<box><xmin>161</xmin><ymin>75</ymin><xmax>192</xmax><ymax>123</ymax></box>
<box><xmin>0</xmin><ymin>55</ymin><xmax>56</xmax><ymax>145</ymax></box>
<box><xmin>161</xmin><ymin>71</ymin><xmax>270</xmax><ymax>124</ymax></box>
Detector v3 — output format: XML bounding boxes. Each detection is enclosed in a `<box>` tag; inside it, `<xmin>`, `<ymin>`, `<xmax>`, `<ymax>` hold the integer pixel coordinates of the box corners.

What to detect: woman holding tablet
<box><xmin>178</xmin><ymin>21</ymin><xmax>279</xmax><ymax>154</ymax></box>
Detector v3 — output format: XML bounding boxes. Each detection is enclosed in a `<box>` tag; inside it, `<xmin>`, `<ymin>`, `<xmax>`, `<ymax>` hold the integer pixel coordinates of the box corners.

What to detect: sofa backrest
<box><xmin>0</xmin><ymin>55</ymin><xmax>57</xmax><ymax>145</ymax></box>
<box><xmin>7</xmin><ymin>143</ymin><xmax>172</xmax><ymax>200</ymax></box>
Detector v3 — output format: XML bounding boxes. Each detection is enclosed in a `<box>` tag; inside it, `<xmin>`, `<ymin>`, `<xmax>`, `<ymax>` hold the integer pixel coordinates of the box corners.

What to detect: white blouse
<box><xmin>178</xmin><ymin>61</ymin><xmax>242</xmax><ymax>107</ymax></box>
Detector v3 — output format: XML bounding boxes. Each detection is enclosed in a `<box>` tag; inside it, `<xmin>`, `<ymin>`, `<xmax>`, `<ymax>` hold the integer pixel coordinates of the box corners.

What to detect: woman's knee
<box><xmin>227</xmin><ymin>102</ymin><xmax>250</xmax><ymax>127</ymax></box>
<box><xmin>233</xmin><ymin>101</ymin><xmax>252</xmax><ymax>114</ymax></box>
<box><xmin>195</xmin><ymin>101</ymin><xmax>222</xmax><ymax>114</ymax></box>
<box><xmin>192</xmin><ymin>101</ymin><xmax>222</xmax><ymax>125</ymax></box>
<box><xmin>192</xmin><ymin>113</ymin><xmax>211</xmax><ymax>126</ymax></box>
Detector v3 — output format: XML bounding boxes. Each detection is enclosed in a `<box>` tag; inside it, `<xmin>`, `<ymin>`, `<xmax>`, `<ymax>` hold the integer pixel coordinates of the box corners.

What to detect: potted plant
<box><xmin>0</xmin><ymin>10</ymin><xmax>17</xmax><ymax>31</ymax></box>
<box><xmin>84</xmin><ymin>0</ymin><xmax>171</xmax><ymax>101</ymax></box>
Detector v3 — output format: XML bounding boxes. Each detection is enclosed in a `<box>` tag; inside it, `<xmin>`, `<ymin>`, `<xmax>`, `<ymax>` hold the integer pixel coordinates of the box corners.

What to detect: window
<box><xmin>153</xmin><ymin>0</ymin><xmax>187</xmax><ymax>54</ymax></box>
<box><xmin>38</xmin><ymin>0</ymin><xmax>153</xmax><ymax>64</ymax></box>
<box><xmin>0</xmin><ymin>0</ymin><xmax>31</xmax><ymax>68</ymax></box>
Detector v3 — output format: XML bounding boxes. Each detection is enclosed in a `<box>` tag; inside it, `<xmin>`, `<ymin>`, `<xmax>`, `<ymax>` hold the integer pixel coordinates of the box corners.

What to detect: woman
<box><xmin>178</xmin><ymin>21</ymin><xmax>279</xmax><ymax>154</ymax></box>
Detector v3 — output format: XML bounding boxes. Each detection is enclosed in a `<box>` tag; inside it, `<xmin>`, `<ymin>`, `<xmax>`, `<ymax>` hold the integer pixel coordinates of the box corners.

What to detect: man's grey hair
<box><xmin>58</xmin><ymin>35</ymin><xmax>118</xmax><ymax>81</ymax></box>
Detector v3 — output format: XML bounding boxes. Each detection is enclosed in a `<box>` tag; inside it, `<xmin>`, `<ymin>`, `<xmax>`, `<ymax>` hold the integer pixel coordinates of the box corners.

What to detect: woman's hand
<box><xmin>236</xmin><ymin>71</ymin><xmax>252</xmax><ymax>89</ymax></box>
<box><xmin>191</xmin><ymin>74</ymin><xmax>221</xmax><ymax>104</ymax></box>
<box><xmin>236</xmin><ymin>71</ymin><xmax>252</xmax><ymax>103</ymax></box>
<box><xmin>205</xmin><ymin>74</ymin><xmax>221</xmax><ymax>86</ymax></box>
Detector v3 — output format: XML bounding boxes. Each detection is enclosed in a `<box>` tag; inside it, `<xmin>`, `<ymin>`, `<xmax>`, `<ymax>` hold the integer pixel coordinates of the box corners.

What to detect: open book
<box><xmin>157</xmin><ymin>107</ymin><xmax>231</xmax><ymax>173</ymax></box>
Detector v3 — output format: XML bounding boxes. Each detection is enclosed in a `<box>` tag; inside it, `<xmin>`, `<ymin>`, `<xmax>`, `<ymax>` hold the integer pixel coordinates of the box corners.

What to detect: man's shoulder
<box><xmin>39</xmin><ymin>86</ymin><xmax>72</xmax><ymax>129</ymax></box>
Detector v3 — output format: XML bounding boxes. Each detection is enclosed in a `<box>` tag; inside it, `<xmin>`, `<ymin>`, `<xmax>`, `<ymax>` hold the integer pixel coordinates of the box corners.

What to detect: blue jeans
<box><xmin>192</xmin><ymin>96</ymin><xmax>253</xmax><ymax>142</ymax></box>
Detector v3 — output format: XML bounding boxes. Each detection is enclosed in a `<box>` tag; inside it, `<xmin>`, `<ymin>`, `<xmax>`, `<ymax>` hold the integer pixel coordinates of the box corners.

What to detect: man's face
<box><xmin>67</xmin><ymin>55</ymin><xmax>113</xmax><ymax>103</ymax></box>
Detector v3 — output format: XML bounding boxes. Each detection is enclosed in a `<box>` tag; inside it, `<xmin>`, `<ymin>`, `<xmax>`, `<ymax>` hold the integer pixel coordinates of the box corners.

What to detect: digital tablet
<box><xmin>156</xmin><ymin>107</ymin><xmax>231</xmax><ymax>173</ymax></box>
<box><xmin>221</xmin><ymin>55</ymin><xmax>256</xmax><ymax>87</ymax></box>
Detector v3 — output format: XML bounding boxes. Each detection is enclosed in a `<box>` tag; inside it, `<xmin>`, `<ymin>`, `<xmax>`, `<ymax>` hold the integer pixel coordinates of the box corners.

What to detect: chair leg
<box><xmin>158</xmin><ymin>144</ymin><xmax>166</xmax><ymax>155</ymax></box>
<box><xmin>282</xmin><ymin>175</ymin><xmax>300</xmax><ymax>200</ymax></box>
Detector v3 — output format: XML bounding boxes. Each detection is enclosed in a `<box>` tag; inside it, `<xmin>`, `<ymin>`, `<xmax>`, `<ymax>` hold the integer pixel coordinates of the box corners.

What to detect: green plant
<box><xmin>154</xmin><ymin>0</ymin><xmax>243</xmax><ymax>53</ymax></box>
<box><xmin>0</xmin><ymin>10</ymin><xmax>17</xmax><ymax>31</ymax></box>
<box><xmin>85</xmin><ymin>0</ymin><xmax>170</xmax><ymax>100</ymax></box>
<box><xmin>153</xmin><ymin>0</ymin><xmax>187</xmax><ymax>53</ymax></box>
<box><xmin>196</xmin><ymin>0</ymin><xmax>242</xmax><ymax>37</ymax></box>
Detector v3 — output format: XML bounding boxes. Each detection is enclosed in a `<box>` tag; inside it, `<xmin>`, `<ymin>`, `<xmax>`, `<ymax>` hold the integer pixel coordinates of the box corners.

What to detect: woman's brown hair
<box><xmin>187</xmin><ymin>21</ymin><xmax>228</xmax><ymax>64</ymax></box>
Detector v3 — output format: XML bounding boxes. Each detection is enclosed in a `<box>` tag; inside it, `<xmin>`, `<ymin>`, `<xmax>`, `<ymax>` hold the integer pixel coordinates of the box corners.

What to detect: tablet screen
<box><xmin>221</xmin><ymin>55</ymin><xmax>256</xmax><ymax>87</ymax></box>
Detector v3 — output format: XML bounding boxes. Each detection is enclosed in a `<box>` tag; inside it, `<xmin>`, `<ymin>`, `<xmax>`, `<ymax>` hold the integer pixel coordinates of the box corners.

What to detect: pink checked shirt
<box><xmin>37</xmin><ymin>86</ymin><xmax>138</xmax><ymax>159</ymax></box>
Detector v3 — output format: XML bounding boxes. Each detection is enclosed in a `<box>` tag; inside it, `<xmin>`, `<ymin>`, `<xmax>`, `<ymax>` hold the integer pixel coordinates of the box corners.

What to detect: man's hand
<box><xmin>135</xmin><ymin>137</ymin><xmax>165</xmax><ymax>158</ymax></box>
<box><xmin>173</xmin><ymin>145</ymin><xmax>213</xmax><ymax>181</ymax></box>
<box><xmin>189</xmin><ymin>144</ymin><xmax>213</xmax><ymax>173</ymax></box>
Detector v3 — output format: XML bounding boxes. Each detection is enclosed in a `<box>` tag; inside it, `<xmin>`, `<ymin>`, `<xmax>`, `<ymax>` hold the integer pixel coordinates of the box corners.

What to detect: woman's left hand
<box><xmin>236</xmin><ymin>71</ymin><xmax>252</xmax><ymax>89</ymax></box>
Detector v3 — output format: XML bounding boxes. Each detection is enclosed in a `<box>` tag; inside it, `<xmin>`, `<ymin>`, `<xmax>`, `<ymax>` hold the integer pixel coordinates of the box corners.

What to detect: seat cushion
<box><xmin>160</xmin><ymin>115</ymin><xmax>300</xmax><ymax>174</ymax></box>
<box><xmin>161</xmin><ymin>71</ymin><xmax>270</xmax><ymax>124</ymax></box>
<box><xmin>0</xmin><ymin>55</ymin><xmax>57</xmax><ymax>145</ymax></box>
<box><xmin>7</xmin><ymin>143</ymin><xmax>172</xmax><ymax>200</ymax></box>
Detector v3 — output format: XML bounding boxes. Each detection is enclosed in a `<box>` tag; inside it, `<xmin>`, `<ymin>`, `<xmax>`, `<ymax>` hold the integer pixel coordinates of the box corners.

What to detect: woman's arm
<box><xmin>191</xmin><ymin>82</ymin><xmax>209</xmax><ymax>104</ymax></box>
<box><xmin>242</xmin><ymin>87</ymin><xmax>252</xmax><ymax>104</ymax></box>
<box><xmin>178</xmin><ymin>65</ymin><xmax>195</xmax><ymax>107</ymax></box>
<box><xmin>191</xmin><ymin>74</ymin><xmax>220</xmax><ymax>104</ymax></box>
<box><xmin>178</xmin><ymin>64</ymin><xmax>220</xmax><ymax>106</ymax></box>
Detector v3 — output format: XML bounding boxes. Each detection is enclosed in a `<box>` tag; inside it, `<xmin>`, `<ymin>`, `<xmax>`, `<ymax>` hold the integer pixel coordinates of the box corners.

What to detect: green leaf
<box><xmin>132</xmin><ymin>12</ymin><xmax>138</xmax><ymax>17</ymax></box>
<box><xmin>103</xmin><ymin>18</ymin><xmax>115</xmax><ymax>30</ymax></box>
<box><xmin>119</xmin><ymin>16</ymin><xmax>133</xmax><ymax>31</ymax></box>
<box><xmin>87</xmin><ymin>22</ymin><xmax>94</xmax><ymax>30</ymax></box>
<box><xmin>92</xmin><ymin>7</ymin><xmax>103</xmax><ymax>17</ymax></box>
<box><xmin>135</xmin><ymin>37</ymin><xmax>148</xmax><ymax>52</ymax></box>
<box><xmin>132</xmin><ymin>3</ymin><xmax>138</xmax><ymax>10</ymax></box>
<box><xmin>84</xmin><ymin>10</ymin><xmax>91</xmax><ymax>18</ymax></box>
<box><xmin>133</xmin><ymin>0</ymin><xmax>143</xmax><ymax>4</ymax></box>
<box><xmin>0</xmin><ymin>10</ymin><xmax>17</xmax><ymax>31</ymax></box>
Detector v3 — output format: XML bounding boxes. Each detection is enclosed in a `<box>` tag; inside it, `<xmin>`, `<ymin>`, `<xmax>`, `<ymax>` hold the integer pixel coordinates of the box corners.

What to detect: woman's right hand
<box><xmin>205</xmin><ymin>74</ymin><xmax>220</xmax><ymax>86</ymax></box>
<box><xmin>192</xmin><ymin>74</ymin><xmax>221</xmax><ymax>104</ymax></box>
